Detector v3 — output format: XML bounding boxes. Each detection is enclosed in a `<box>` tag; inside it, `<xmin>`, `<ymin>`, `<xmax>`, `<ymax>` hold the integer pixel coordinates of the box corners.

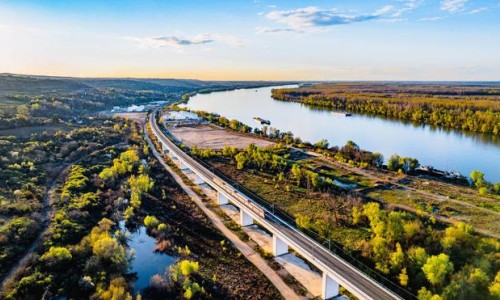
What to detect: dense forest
<box><xmin>271</xmin><ymin>83</ymin><xmax>500</xmax><ymax>135</ymax></box>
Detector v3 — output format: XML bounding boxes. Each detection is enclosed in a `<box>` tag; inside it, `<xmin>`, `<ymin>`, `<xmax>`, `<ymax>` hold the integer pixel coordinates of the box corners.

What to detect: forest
<box><xmin>271</xmin><ymin>83</ymin><xmax>500</xmax><ymax>135</ymax></box>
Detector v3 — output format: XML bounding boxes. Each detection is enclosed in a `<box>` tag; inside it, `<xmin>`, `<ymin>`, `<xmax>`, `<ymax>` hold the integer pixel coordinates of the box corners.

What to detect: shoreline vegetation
<box><xmin>270</xmin><ymin>83</ymin><xmax>500</xmax><ymax>136</ymax></box>
<box><xmin>164</xmin><ymin>107</ymin><xmax>500</xmax><ymax>299</ymax></box>
<box><xmin>177</xmin><ymin>106</ymin><xmax>499</xmax><ymax>193</ymax></box>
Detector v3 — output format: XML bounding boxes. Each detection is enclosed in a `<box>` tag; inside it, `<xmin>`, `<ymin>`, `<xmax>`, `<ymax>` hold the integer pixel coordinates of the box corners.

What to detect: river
<box><xmin>181</xmin><ymin>85</ymin><xmax>500</xmax><ymax>182</ymax></box>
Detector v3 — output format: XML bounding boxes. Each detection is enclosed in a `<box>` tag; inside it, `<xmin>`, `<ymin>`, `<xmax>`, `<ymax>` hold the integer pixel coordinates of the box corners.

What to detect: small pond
<box><xmin>119</xmin><ymin>221</ymin><xmax>176</xmax><ymax>293</ymax></box>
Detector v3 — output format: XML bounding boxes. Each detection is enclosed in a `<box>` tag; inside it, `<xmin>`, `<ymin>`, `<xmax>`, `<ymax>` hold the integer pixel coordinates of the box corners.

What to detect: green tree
<box><xmin>490</xmin><ymin>271</ymin><xmax>500</xmax><ymax>298</ymax></box>
<box><xmin>418</xmin><ymin>287</ymin><xmax>443</xmax><ymax>300</ymax></box>
<box><xmin>40</xmin><ymin>246</ymin><xmax>72</xmax><ymax>266</ymax></box>
<box><xmin>422</xmin><ymin>253</ymin><xmax>454</xmax><ymax>286</ymax></box>
<box><xmin>99</xmin><ymin>277</ymin><xmax>132</xmax><ymax>300</ymax></box>
<box><xmin>235</xmin><ymin>152</ymin><xmax>248</xmax><ymax>170</ymax></box>
<box><xmin>470</xmin><ymin>170</ymin><xmax>485</xmax><ymax>188</ymax></box>
<box><xmin>399</xmin><ymin>268</ymin><xmax>409</xmax><ymax>286</ymax></box>
<box><xmin>144</xmin><ymin>215</ymin><xmax>160</xmax><ymax>228</ymax></box>
<box><xmin>387</xmin><ymin>154</ymin><xmax>401</xmax><ymax>171</ymax></box>
<box><xmin>390</xmin><ymin>243</ymin><xmax>405</xmax><ymax>271</ymax></box>
<box><xmin>291</xmin><ymin>164</ymin><xmax>302</xmax><ymax>186</ymax></box>
<box><xmin>180</xmin><ymin>260</ymin><xmax>199</xmax><ymax>276</ymax></box>
<box><xmin>314</xmin><ymin>139</ymin><xmax>329</xmax><ymax>149</ymax></box>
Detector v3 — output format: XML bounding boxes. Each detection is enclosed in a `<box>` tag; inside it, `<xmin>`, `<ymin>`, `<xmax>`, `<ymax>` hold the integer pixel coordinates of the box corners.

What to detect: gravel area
<box><xmin>169</xmin><ymin>124</ymin><xmax>275</xmax><ymax>150</ymax></box>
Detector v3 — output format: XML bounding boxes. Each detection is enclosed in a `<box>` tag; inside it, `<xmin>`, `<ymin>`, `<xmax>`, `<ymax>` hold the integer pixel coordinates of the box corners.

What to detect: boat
<box><xmin>253</xmin><ymin>117</ymin><xmax>271</xmax><ymax>125</ymax></box>
<box><xmin>332</xmin><ymin>112</ymin><xmax>352</xmax><ymax>117</ymax></box>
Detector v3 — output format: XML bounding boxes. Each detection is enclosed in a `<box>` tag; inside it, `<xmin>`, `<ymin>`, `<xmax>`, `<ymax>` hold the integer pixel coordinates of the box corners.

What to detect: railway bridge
<box><xmin>149</xmin><ymin>110</ymin><xmax>405</xmax><ymax>300</ymax></box>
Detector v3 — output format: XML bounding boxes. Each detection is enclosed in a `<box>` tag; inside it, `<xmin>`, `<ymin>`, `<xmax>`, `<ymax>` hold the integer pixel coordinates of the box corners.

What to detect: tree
<box><xmin>408</xmin><ymin>247</ymin><xmax>428</xmax><ymax>268</ymax></box>
<box><xmin>352</xmin><ymin>207</ymin><xmax>363</xmax><ymax>225</ymax></box>
<box><xmin>314</xmin><ymin>139</ymin><xmax>329</xmax><ymax>149</ymax></box>
<box><xmin>363</xmin><ymin>202</ymin><xmax>383</xmax><ymax>229</ymax></box>
<box><xmin>400</xmin><ymin>157</ymin><xmax>420</xmax><ymax>173</ymax></box>
<box><xmin>489</xmin><ymin>271</ymin><xmax>500</xmax><ymax>298</ymax></box>
<box><xmin>399</xmin><ymin>268</ymin><xmax>409</xmax><ymax>286</ymax></box>
<box><xmin>99</xmin><ymin>277</ymin><xmax>132</xmax><ymax>300</ymax></box>
<box><xmin>387</xmin><ymin>154</ymin><xmax>401</xmax><ymax>171</ymax></box>
<box><xmin>390</xmin><ymin>243</ymin><xmax>405</xmax><ymax>271</ymax></box>
<box><xmin>418</xmin><ymin>287</ymin><xmax>443</xmax><ymax>300</ymax></box>
<box><xmin>469</xmin><ymin>170</ymin><xmax>485</xmax><ymax>188</ymax></box>
<box><xmin>180</xmin><ymin>260</ymin><xmax>199</xmax><ymax>276</ymax></box>
<box><xmin>291</xmin><ymin>164</ymin><xmax>302</xmax><ymax>186</ymax></box>
<box><xmin>371</xmin><ymin>152</ymin><xmax>384</xmax><ymax>168</ymax></box>
<box><xmin>92</xmin><ymin>235</ymin><xmax>128</xmax><ymax>271</ymax></box>
<box><xmin>144</xmin><ymin>215</ymin><xmax>160</xmax><ymax>228</ymax></box>
<box><xmin>235</xmin><ymin>152</ymin><xmax>248</xmax><ymax>170</ymax></box>
<box><xmin>422</xmin><ymin>253</ymin><xmax>454</xmax><ymax>286</ymax></box>
<box><xmin>41</xmin><ymin>246</ymin><xmax>72</xmax><ymax>266</ymax></box>
<box><xmin>16</xmin><ymin>104</ymin><xmax>29</xmax><ymax>117</ymax></box>
<box><xmin>386</xmin><ymin>211</ymin><xmax>405</xmax><ymax>244</ymax></box>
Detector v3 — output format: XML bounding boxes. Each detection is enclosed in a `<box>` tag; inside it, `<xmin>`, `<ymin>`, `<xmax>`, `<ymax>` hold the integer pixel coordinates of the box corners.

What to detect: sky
<box><xmin>0</xmin><ymin>0</ymin><xmax>499</xmax><ymax>80</ymax></box>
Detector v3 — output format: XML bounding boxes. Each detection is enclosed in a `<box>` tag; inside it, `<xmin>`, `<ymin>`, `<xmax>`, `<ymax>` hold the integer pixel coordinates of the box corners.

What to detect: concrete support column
<box><xmin>217</xmin><ymin>191</ymin><xmax>229</xmax><ymax>205</ymax></box>
<box><xmin>321</xmin><ymin>273</ymin><xmax>340</xmax><ymax>300</ymax></box>
<box><xmin>272</xmin><ymin>235</ymin><xmax>288</xmax><ymax>256</ymax></box>
<box><xmin>194</xmin><ymin>173</ymin><xmax>205</xmax><ymax>185</ymax></box>
<box><xmin>240</xmin><ymin>209</ymin><xmax>254</xmax><ymax>227</ymax></box>
<box><xmin>179</xmin><ymin>160</ymin><xmax>189</xmax><ymax>170</ymax></box>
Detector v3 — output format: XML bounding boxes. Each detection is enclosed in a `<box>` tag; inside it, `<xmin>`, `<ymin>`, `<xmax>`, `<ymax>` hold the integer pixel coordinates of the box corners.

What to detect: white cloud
<box><xmin>125</xmin><ymin>33</ymin><xmax>243</xmax><ymax>49</ymax></box>
<box><xmin>420</xmin><ymin>16</ymin><xmax>445</xmax><ymax>21</ymax></box>
<box><xmin>440</xmin><ymin>0</ymin><xmax>468</xmax><ymax>13</ymax></box>
<box><xmin>467</xmin><ymin>7</ymin><xmax>487</xmax><ymax>14</ymax></box>
<box><xmin>375</xmin><ymin>5</ymin><xmax>395</xmax><ymax>15</ymax></box>
<box><xmin>255</xmin><ymin>27</ymin><xmax>300</xmax><ymax>34</ymax></box>
<box><xmin>264</xmin><ymin>6</ymin><xmax>389</xmax><ymax>31</ymax></box>
<box><xmin>391</xmin><ymin>0</ymin><xmax>424</xmax><ymax>17</ymax></box>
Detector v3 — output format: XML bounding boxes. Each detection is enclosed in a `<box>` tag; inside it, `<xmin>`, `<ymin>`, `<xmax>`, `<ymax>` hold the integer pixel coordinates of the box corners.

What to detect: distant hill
<box><xmin>0</xmin><ymin>73</ymin><xmax>296</xmax><ymax>115</ymax></box>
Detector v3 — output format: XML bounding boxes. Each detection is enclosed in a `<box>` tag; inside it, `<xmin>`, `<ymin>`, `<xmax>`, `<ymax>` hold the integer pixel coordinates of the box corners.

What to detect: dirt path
<box><xmin>0</xmin><ymin>172</ymin><xmax>60</xmax><ymax>290</ymax></box>
<box><xmin>0</xmin><ymin>144</ymin><xmax>128</xmax><ymax>290</ymax></box>
<box><xmin>144</xmin><ymin>131</ymin><xmax>302</xmax><ymax>300</ymax></box>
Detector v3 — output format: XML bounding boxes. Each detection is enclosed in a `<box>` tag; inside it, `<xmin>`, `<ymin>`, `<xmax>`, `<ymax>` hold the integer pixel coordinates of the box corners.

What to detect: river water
<box><xmin>182</xmin><ymin>85</ymin><xmax>500</xmax><ymax>182</ymax></box>
<box><xmin>119</xmin><ymin>222</ymin><xmax>176</xmax><ymax>293</ymax></box>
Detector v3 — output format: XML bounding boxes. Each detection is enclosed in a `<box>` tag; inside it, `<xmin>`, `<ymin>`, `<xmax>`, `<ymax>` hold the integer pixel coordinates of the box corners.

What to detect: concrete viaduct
<box><xmin>150</xmin><ymin>110</ymin><xmax>404</xmax><ymax>300</ymax></box>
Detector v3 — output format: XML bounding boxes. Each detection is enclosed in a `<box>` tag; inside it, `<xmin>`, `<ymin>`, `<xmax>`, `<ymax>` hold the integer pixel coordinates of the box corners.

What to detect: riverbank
<box><xmin>173</xmin><ymin>111</ymin><xmax>500</xmax><ymax>236</ymax></box>
<box><xmin>158</xmin><ymin>110</ymin><xmax>499</xmax><ymax>299</ymax></box>
<box><xmin>182</xmin><ymin>85</ymin><xmax>500</xmax><ymax>182</ymax></box>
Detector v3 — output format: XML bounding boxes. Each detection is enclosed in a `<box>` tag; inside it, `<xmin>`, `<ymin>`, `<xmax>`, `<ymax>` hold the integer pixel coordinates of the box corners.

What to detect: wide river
<box><xmin>182</xmin><ymin>85</ymin><xmax>500</xmax><ymax>182</ymax></box>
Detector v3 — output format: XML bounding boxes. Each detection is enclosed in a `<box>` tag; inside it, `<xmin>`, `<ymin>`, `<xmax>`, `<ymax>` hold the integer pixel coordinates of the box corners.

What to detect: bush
<box><xmin>144</xmin><ymin>215</ymin><xmax>160</xmax><ymax>228</ymax></box>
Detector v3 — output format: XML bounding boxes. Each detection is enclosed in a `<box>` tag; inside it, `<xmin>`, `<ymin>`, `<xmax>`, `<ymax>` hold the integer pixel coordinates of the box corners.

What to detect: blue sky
<box><xmin>0</xmin><ymin>0</ymin><xmax>498</xmax><ymax>80</ymax></box>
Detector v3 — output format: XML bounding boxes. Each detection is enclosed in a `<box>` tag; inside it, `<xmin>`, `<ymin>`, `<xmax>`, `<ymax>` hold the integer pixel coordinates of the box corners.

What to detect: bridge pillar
<box><xmin>322</xmin><ymin>273</ymin><xmax>340</xmax><ymax>300</ymax></box>
<box><xmin>272</xmin><ymin>235</ymin><xmax>288</xmax><ymax>256</ymax></box>
<box><xmin>179</xmin><ymin>160</ymin><xmax>189</xmax><ymax>170</ymax></box>
<box><xmin>240</xmin><ymin>209</ymin><xmax>254</xmax><ymax>227</ymax></box>
<box><xmin>217</xmin><ymin>191</ymin><xmax>229</xmax><ymax>205</ymax></box>
<box><xmin>194</xmin><ymin>173</ymin><xmax>204</xmax><ymax>185</ymax></box>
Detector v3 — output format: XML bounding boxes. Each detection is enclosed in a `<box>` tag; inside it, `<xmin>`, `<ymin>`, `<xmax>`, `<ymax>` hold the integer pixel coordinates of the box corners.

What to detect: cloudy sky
<box><xmin>0</xmin><ymin>0</ymin><xmax>498</xmax><ymax>80</ymax></box>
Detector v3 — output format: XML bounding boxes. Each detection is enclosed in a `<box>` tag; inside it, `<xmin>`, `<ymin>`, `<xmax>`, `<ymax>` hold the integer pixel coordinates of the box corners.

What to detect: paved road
<box><xmin>144</xmin><ymin>126</ymin><xmax>301</xmax><ymax>300</ymax></box>
<box><xmin>150</xmin><ymin>110</ymin><xmax>405</xmax><ymax>300</ymax></box>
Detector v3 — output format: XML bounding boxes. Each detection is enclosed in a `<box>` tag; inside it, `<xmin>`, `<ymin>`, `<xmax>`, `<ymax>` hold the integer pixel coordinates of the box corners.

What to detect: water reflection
<box><xmin>119</xmin><ymin>222</ymin><xmax>176</xmax><ymax>293</ymax></box>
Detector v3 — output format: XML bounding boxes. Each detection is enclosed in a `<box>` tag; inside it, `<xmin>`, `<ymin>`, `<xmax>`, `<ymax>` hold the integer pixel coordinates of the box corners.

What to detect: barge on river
<box><xmin>253</xmin><ymin>117</ymin><xmax>271</xmax><ymax>125</ymax></box>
